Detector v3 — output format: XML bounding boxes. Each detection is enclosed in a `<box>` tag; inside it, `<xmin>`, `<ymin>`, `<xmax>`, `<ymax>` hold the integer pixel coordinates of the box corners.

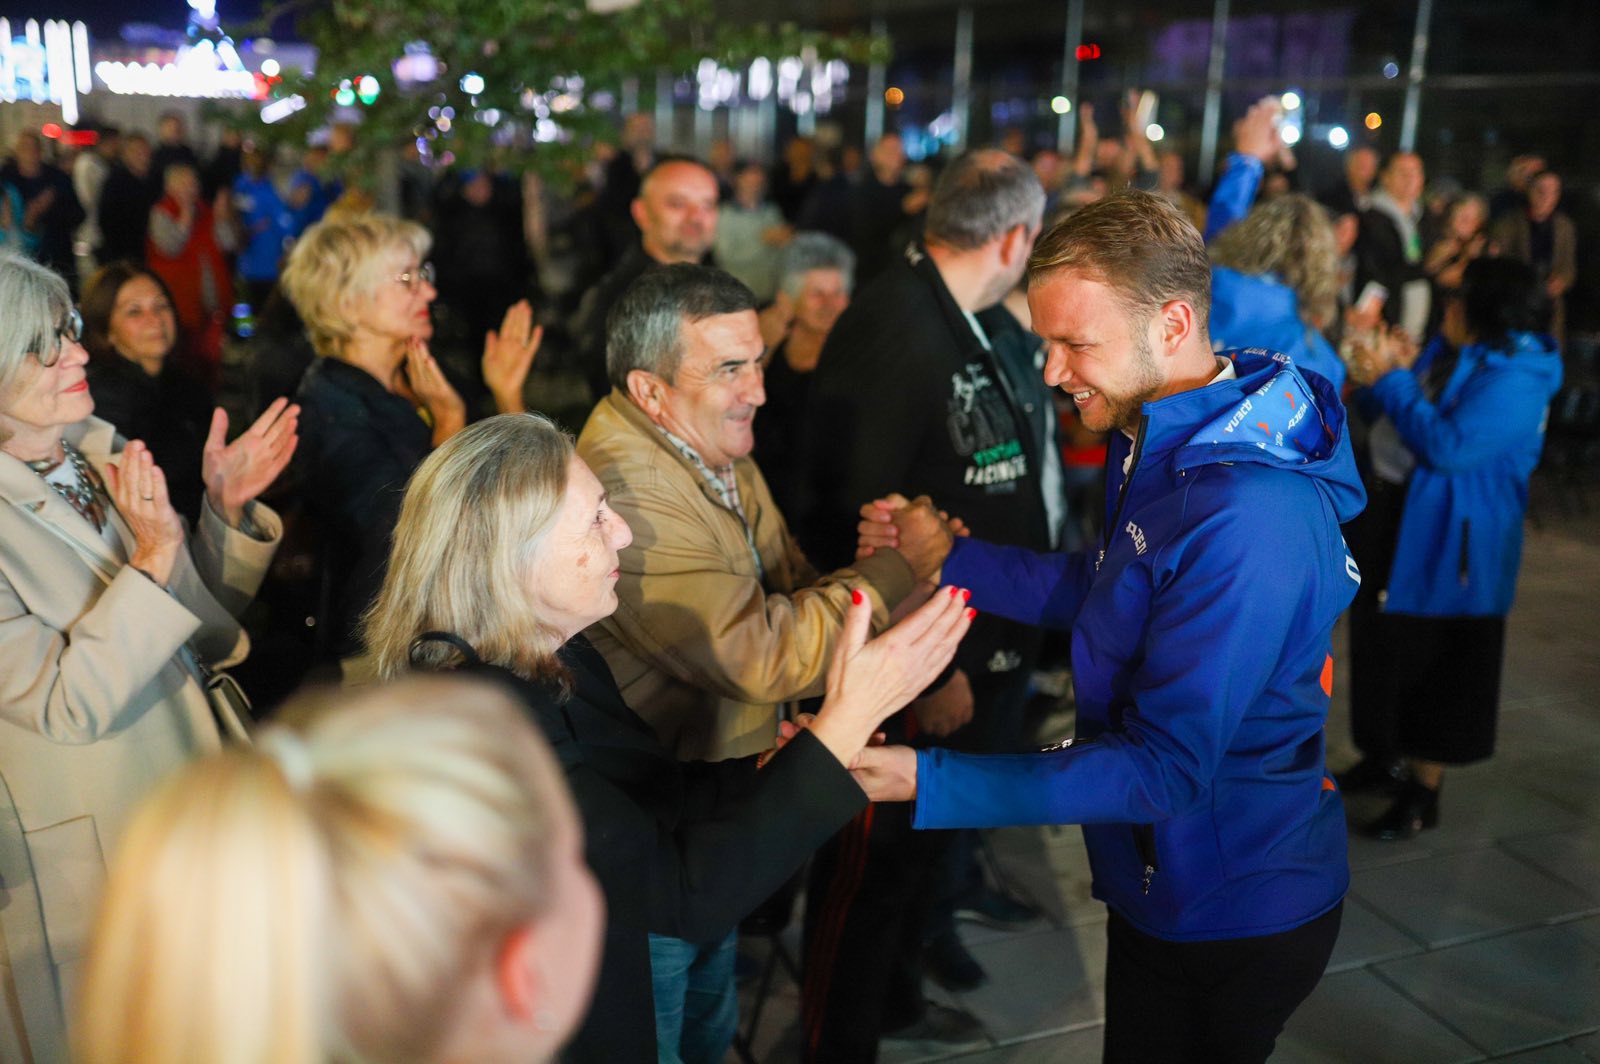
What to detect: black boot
<box><xmin>1366</xmin><ymin>778</ymin><xmax>1441</xmax><ymax>841</ymax></box>
<box><xmin>1335</xmin><ymin>756</ymin><xmax>1409</xmax><ymax>796</ymax></box>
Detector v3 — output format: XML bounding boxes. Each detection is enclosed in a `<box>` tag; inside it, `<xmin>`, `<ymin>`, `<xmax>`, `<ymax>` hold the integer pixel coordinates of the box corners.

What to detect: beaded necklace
<box><xmin>25</xmin><ymin>441</ymin><xmax>108</xmax><ymax>532</ymax></box>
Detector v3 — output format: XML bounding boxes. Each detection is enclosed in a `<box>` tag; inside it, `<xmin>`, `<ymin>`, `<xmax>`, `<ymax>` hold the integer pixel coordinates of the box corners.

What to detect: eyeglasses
<box><xmin>33</xmin><ymin>307</ymin><xmax>84</xmax><ymax>368</ymax></box>
<box><xmin>395</xmin><ymin>262</ymin><xmax>436</xmax><ymax>292</ymax></box>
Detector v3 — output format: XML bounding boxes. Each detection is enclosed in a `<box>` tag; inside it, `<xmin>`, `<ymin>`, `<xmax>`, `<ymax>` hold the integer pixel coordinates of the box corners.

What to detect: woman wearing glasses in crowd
<box><xmin>0</xmin><ymin>249</ymin><xmax>296</xmax><ymax>1062</ymax></box>
<box><xmin>280</xmin><ymin>212</ymin><xmax>542</xmax><ymax>676</ymax></box>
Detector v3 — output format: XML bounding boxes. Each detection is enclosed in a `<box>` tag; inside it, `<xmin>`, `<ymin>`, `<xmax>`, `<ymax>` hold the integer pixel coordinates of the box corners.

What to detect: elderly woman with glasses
<box><xmin>280</xmin><ymin>211</ymin><xmax>542</xmax><ymax>674</ymax></box>
<box><xmin>0</xmin><ymin>249</ymin><xmax>295</xmax><ymax>1063</ymax></box>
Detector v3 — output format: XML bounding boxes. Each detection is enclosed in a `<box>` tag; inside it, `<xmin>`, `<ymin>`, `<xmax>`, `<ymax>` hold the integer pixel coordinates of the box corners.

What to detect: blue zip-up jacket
<box><xmin>1211</xmin><ymin>266</ymin><xmax>1347</xmax><ymax>393</ymax></box>
<box><xmin>917</xmin><ymin>351</ymin><xmax>1366</xmax><ymax>942</ymax></box>
<box><xmin>1369</xmin><ymin>331</ymin><xmax>1562</xmax><ymax>617</ymax></box>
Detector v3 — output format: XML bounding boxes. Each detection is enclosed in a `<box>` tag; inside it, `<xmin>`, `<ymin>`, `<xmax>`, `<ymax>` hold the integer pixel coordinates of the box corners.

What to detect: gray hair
<box><xmin>925</xmin><ymin>149</ymin><xmax>1046</xmax><ymax>252</ymax></box>
<box><xmin>0</xmin><ymin>250</ymin><xmax>73</xmax><ymax>398</ymax></box>
<box><xmin>605</xmin><ymin>264</ymin><xmax>757</xmax><ymax>391</ymax></box>
<box><xmin>778</xmin><ymin>233</ymin><xmax>856</xmax><ymax>300</ymax></box>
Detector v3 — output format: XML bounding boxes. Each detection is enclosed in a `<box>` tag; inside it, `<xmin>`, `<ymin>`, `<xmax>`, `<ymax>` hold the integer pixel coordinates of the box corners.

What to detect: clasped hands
<box><xmin>855</xmin><ymin>492</ymin><xmax>966</xmax><ymax>582</ymax></box>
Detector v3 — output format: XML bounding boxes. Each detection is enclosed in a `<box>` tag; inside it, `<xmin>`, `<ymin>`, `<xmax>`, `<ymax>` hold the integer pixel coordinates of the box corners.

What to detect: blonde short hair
<box><xmin>1027</xmin><ymin>189</ymin><xmax>1212</xmax><ymax>336</ymax></box>
<box><xmin>280</xmin><ymin>211</ymin><xmax>431</xmax><ymax>358</ymax></box>
<box><xmin>364</xmin><ymin>413</ymin><xmax>575</xmax><ymax>683</ymax></box>
<box><xmin>1210</xmin><ymin>193</ymin><xmax>1341</xmax><ymax>331</ymax></box>
<box><xmin>0</xmin><ymin>249</ymin><xmax>73</xmax><ymax>399</ymax></box>
<box><xmin>76</xmin><ymin>675</ymin><xmax>572</xmax><ymax>1064</ymax></box>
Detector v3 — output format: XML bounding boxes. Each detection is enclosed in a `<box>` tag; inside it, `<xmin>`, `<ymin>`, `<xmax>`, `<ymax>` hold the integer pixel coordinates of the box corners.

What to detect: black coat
<box><xmin>462</xmin><ymin>637</ymin><xmax>866</xmax><ymax>1063</ymax></box>
<box><xmin>97</xmin><ymin>164</ymin><xmax>160</xmax><ymax>265</ymax></box>
<box><xmin>796</xmin><ymin>242</ymin><xmax>1051</xmax><ymax>676</ymax></box>
<box><xmin>85</xmin><ymin>356</ymin><xmax>213</xmax><ymax>523</ymax></box>
<box><xmin>292</xmin><ymin>357</ymin><xmax>432</xmax><ymax>657</ymax></box>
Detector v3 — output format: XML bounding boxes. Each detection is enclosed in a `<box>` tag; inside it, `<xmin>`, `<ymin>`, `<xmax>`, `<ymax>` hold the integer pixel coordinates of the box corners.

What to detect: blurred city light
<box><xmin>1051</xmin><ymin>95</ymin><xmax>1071</xmax><ymax>114</ymax></box>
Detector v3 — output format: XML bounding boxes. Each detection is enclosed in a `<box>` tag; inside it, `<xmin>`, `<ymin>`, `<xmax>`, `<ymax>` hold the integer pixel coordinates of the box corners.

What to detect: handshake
<box><xmin>855</xmin><ymin>493</ymin><xmax>969</xmax><ymax>582</ymax></box>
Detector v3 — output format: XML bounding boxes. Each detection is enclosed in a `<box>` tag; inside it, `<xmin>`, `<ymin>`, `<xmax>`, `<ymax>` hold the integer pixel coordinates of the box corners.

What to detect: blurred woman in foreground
<box><xmin>78</xmin><ymin>675</ymin><xmax>603</xmax><ymax>1064</ymax></box>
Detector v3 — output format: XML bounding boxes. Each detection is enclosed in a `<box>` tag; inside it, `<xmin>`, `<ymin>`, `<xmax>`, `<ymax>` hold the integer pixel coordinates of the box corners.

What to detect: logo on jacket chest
<box><xmin>945</xmin><ymin>362</ymin><xmax>1028</xmax><ymax>489</ymax></box>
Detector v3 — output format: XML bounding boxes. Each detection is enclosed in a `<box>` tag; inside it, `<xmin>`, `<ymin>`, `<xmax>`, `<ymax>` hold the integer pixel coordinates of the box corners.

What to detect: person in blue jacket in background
<box><xmin>1338</xmin><ymin>257</ymin><xmax>1561</xmax><ymax>838</ymax></box>
<box><xmin>1205</xmin><ymin>98</ymin><xmax>1348</xmax><ymax>392</ymax></box>
<box><xmin>852</xmin><ymin>190</ymin><xmax>1366</xmax><ymax>1064</ymax></box>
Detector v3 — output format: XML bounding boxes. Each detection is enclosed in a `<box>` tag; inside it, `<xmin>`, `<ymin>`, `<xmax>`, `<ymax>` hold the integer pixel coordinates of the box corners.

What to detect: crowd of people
<box><xmin>0</xmin><ymin>90</ymin><xmax>1583</xmax><ymax>1064</ymax></box>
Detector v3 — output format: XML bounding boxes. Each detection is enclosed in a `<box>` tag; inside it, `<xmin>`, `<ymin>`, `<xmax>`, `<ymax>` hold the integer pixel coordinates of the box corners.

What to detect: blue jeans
<box><xmin>647</xmin><ymin>930</ymin><xmax>739</xmax><ymax>1064</ymax></box>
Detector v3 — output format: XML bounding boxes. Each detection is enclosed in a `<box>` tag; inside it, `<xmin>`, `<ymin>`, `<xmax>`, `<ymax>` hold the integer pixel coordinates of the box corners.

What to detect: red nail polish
<box><xmin>851</xmin><ymin>589</ymin><xmax>863</xmax><ymax>605</ymax></box>
<box><xmin>961</xmin><ymin>589</ymin><xmax>972</xmax><ymax>602</ymax></box>
<box><xmin>947</xmin><ymin>586</ymin><xmax>958</xmax><ymax>598</ymax></box>
<box><xmin>966</xmin><ymin>607</ymin><xmax>977</xmax><ymax>620</ymax></box>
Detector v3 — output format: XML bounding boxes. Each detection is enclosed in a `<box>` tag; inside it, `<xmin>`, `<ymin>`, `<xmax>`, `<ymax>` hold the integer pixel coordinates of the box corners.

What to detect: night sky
<box><xmin>25</xmin><ymin>0</ymin><xmax>280</xmax><ymax>40</ymax></box>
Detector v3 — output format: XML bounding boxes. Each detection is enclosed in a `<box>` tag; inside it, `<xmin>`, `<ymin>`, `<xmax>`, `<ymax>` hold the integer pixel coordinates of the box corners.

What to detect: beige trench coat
<box><xmin>0</xmin><ymin>416</ymin><xmax>280</xmax><ymax>1063</ymax></box>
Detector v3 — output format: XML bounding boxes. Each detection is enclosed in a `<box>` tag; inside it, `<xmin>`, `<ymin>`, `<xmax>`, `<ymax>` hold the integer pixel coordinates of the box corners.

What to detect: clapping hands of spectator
<box><xmin>805</xmin><ymin>584</ymin><xmax>973</xmax><ymax>770</ymax></box>
<box><xmin>482</xmin><ymin>299</ymin><xmax>543</xmax><ymax>414</ymax></box>
<box><xmin>107</xmin><ymin>440</ymin><xmax>186</xmax><ymax>587</ymax></box>
<box><xmin>855</xmin><ymin>493</ymin><xmax>965</xmax><ymax>581</ymax></box>
<box><xmin>202</xmin><ymin>397</ymin><xmax>300</xmax><ymax>529</ymax></box>
<box><xmin>758</xmin><ymin>291</ymin><xmax>795</xmax><ymax>351</ymax></box>
<box><xmin>1344</xmin><ymin>323</ymin><xmax>1420</xmax><ymax>387</ymax></box>
<box><xmin>404</xmin><ymin>338</ymin><xmax>467</xmax><ymax>445</ymax></box>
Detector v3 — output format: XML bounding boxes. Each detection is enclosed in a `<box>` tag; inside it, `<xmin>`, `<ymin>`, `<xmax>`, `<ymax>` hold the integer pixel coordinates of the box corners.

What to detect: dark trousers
<box><xmin>1103</xmin><ymin>903</ymin><xmax>1343</xmax><ymax>1064</ymax></box>
<box><xmin>801</xmin><ymin>795</ymin><xmax>945</xmax><ymax>1064</ymax></box>
<box><xmin>1346</xmin><ymin>477</ymin><xmax>1407</xmax><ymax>763</ymax></box>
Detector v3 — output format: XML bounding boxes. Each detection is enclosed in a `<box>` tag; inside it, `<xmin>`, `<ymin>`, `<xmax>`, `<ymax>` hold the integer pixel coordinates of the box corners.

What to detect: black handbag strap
<box><xmin>408</xmin><ymin>630</ymin><xmax>484</xmax><ymax>668</ymax></box>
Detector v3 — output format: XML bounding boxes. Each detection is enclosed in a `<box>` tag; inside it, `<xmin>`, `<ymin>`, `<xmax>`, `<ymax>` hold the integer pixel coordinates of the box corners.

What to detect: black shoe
<box><xmin>1366</xmin><ymin>779</ymin><xmax>1440</xmax><ymax>841</ymax></box>
<box><xmin>1335</xmin><ymin>756</ymin><xmax>1408</xmax><ymax>796</ymax></box>
<box><xmin>881</xmin><ymin>1001</ymin><xmax>987</xmax><ymax>1043</ymax></box>
<box><xmin>923</xmin><ymin>930</ymin><xmax>988</xmax><ymax>992</ymax></box>
<box><xmin>955</xmin><ymin>886</ymin><xmax>1042</xmax><ymax>931</ymax></box>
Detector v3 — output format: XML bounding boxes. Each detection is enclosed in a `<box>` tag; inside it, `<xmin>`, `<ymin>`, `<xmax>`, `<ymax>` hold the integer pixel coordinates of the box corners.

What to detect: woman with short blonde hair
<box><xmin>280</xmin><ymin>210</ymin><xmax>543</xmax><ymax>666</ymax></box>
<box><xmin>77</xmin><ymin>674</ymin><xmax>603</xmax><ymax>1064</ymax></box>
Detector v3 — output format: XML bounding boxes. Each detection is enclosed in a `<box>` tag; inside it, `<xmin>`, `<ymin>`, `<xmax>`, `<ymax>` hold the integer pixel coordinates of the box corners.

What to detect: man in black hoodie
<box><xmin>794</xmin><ymin>149</ymin><xmax>1055</xmax><ymax>1062</ymax></box>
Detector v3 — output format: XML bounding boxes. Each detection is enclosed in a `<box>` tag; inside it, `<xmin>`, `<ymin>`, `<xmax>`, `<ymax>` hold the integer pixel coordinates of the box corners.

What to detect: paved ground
<box><xmin>734</xmin><ymin>487</ymin><xmax>1600</xmax><ymax>1063</ymax></box>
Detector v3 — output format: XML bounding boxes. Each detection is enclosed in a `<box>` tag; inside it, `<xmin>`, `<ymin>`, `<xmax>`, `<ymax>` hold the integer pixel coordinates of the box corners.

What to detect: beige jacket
<box><xmin>0</xmin><ymin>416</ymin><xmax>280</xmax><ymax>1064</ymax></box>
<box><xmin>576</xmin><ymin>393</ymin><xmax>917</xmax><ymax>762</ymax></box>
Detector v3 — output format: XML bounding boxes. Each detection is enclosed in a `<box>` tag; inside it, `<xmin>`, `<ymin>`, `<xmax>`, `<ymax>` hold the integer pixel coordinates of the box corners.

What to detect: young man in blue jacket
<box><xmin>854</xmin><ymin>190</ymin><xmax>1367</xmax><ymax>1063</ymax></box>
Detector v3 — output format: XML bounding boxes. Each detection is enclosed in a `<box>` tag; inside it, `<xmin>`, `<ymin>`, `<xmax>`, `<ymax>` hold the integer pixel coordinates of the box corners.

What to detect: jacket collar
<box><xmin>903</xmin><ymin>241</ymin><xmax>990</xmax><ymax>362</ymax></box>
<box><xmin>0</xmin><ymin>416</ymin><xmax>133</xmax><ymax>570</ymax></box>
<box><xmin>596</xmin><ymin>390</ymin><xmax>759</xmax><ymax>517</ymax></box>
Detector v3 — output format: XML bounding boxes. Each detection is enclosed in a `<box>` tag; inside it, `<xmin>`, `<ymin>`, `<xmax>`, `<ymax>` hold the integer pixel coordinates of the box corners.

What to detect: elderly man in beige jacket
<box><xmin>575</xmin><ymin>263</ymin><xmax>935</xmax><ymax>1064</ymax></box>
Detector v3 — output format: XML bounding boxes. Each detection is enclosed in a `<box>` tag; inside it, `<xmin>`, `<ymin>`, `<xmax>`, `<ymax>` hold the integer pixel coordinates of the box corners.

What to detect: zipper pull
<box><xmin>1141</xmin><ymin>865</ymin><xmax>1155</xmax><ymax>896</ymax></box>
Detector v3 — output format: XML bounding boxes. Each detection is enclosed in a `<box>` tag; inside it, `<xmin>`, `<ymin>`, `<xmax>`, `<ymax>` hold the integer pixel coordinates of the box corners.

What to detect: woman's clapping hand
<box><xmin>107</xmin><ymin>440</ymin><xmax>185</xmax><ymax>586</ymax></box>
<box><xmin>806</xmin><ymin>585</ymin><xmax>974</xmax><ymax>771</ymax></box>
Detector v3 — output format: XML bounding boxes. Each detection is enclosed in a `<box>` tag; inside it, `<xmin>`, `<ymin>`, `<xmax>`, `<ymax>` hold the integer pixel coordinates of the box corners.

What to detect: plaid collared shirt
<box><xmin>657</xmin><ymin>426</ymin><xmax>765</xmax><ymax>580</ymax></box>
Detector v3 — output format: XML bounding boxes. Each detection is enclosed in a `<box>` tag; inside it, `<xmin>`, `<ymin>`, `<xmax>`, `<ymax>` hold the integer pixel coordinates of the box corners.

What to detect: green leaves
<box><xmin>237</xmin><ymin>0</ymin><xmax>878</xmax><ymax>189</ymax></box>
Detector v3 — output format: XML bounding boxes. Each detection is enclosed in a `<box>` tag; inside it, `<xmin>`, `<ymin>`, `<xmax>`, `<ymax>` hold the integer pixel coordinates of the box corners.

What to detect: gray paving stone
<box><xmin>1326</xmin><ymin>894</ymin><xmax>1425</xmax><ymax>972</ymax></box>
<box><xmin>1570</xmin><ymin>1031</ymin><xmax>1600</xmax><ymax>1060</ymax></box>
<box><xmin>953</xmin><ymin>923</ymin><xmax>1106</xmax><ymax>1044</ymax></box>
<box><xmin>1351</xmin><ymin>847</ymin><xmax>1595</xmax><ymax>948</ymax></box>
<box><xmin>940</xmin><ymin>1025</ymin><xmax>1104</xmax><ymax>1061</ymax></box>
<box><xmin>1487</xmin><ymin>1043</ymin><xmax>1593</xmax><ymax>1062</ymax></box>
<box><xmin>1270</xmin><ymin>968</ymin><xmax>1482</xmax><ymax>1064</ymax></box>
<box><xmin>1503</xmin><ymin>828</ymin><xmax>1600</xmax><ymax>900</ymax></box>
<box><xmin>1375</xmin><ymin>923</ymin><xmax>1600</xmax><ymax>1056</ymax></box>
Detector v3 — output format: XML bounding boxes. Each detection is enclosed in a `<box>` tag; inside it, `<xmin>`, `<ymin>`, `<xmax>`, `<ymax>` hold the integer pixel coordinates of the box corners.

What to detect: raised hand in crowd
<box><xmin>757</xmin><ymin>289</ymin><xmax>795</xmax><ymax>350</ymax></box>
<box><xmin>805</xmin><ymin>582</ymin><xmax>973</xmax><ymax>769</ymax></box>
<box><xmin>202</xmin><ymin>397</ymin><xmax>300</xmax><ymax>529</ymax></box>
<box><xmin>1071</xmin><ymin>102</ymin><xmax>1098</xmax><ymax>177</ymax></box>
<box><xmin>403</xmin><ymin>336</ymin><xmax>467</xmax><ymax>446</ymax></box>
<box><xmin>855</xmin><ymin>492</ymin><xmax>961</xmax><ymax>581</ymax></box>
<box><xmin>1232</xmin><ymin>96</ymin><xmax>1286</xmax><ymax>165</ymax></box>
<box><xmin>482</xmin><ymin>298</ymin><xmax>544</xmax><ymax>414</ymax></box>
<box><xmin>1121</xmin><ymin>90</ymin><xmax>1160</xmax><ymax>172</ymax></box>
<box><xmin>106</xmin><ymin>440</ymin><xmax>186</xmax><ymax>587</ymax></box>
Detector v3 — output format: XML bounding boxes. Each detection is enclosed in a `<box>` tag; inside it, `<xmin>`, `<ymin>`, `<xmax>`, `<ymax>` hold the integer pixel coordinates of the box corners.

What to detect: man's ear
<box><xmin>625</xmin><ymin>368</ymin><xmax>662</xmax><ymax>415</ymax></box>
<box><xmin>999</xmin><ymin>223</ymin><xmax>1030</xmax><ymax>266</ymax></box>
<box><xmin>1156</xmin><ymin>298</ymin><xmax>1198</xmax><ymax>356</ymax></box>
<box><xmin>630</xmin><ymin>197</ymin><xmax>648</xmax><ymax>233</ymax></box>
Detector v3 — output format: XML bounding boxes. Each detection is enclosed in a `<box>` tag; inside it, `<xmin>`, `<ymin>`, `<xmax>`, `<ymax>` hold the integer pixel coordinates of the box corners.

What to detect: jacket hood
<box><xmin>1478</xmin><ymin>331</ymin><xmax>1563</xmax><ymax>390</ymax></box>
<box><xmin>1209</xmin><ymin>267</ymin><xmax>1300</xmax><ymax>336</ymax></box>
<box><xmin>1152</xmin><ymin>350</ymin><xmax>1366</xmax><ymax>524</ymax></box>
